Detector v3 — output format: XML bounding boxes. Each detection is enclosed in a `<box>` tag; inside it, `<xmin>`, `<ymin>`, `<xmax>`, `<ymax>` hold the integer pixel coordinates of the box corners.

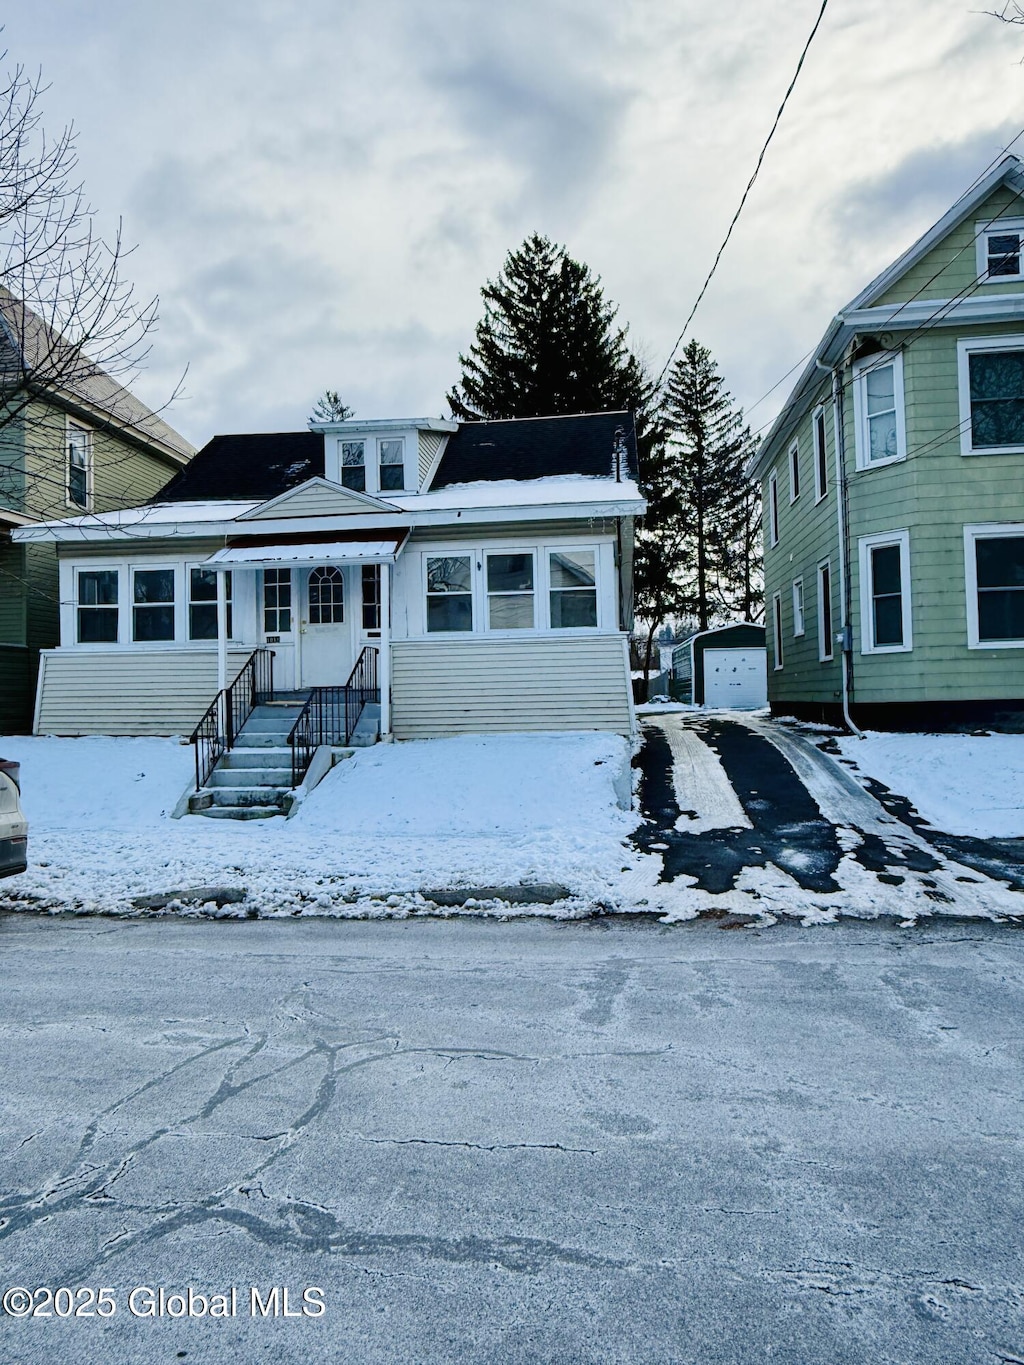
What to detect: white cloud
<box><xmin>4</xmin><ymin>0</ymin><xmax>1022</xmax><ymax>447</ymax></box>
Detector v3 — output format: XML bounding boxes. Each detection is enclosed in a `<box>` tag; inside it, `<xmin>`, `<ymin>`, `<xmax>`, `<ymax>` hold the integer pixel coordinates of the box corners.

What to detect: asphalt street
<box><xmin>1</xmin><ymin>913</ymin><xmax>1023</xmax><ymax>1364</ymax></box>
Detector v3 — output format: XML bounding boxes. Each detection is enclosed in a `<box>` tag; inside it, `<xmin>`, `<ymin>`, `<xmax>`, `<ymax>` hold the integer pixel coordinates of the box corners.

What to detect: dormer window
<box><xmin>378</xmin><ymin>438</ymin><xmax>405</xmax><ymax>492</ymax></box>
<box><xmin>976</xmin><ymin>219</ymin><xmax>1024</xmax><ymax>282</ymax></box>
<box><xmin>340</xmin><ymin>440</ymin><xmax>366</xmax><ymax>492</ymax></box>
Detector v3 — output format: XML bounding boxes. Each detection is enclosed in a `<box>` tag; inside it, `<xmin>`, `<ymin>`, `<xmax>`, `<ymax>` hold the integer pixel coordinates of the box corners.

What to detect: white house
<box><xmin>13</xmin><ymin>412</ymin><xmax>645</xmax><ymax>813</ymax></box>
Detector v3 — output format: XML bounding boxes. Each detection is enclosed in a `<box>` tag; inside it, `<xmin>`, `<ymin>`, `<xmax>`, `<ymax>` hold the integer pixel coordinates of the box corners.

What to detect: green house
<box><xmin>0</xmin><ymin>290</ymin><xmax>194</xmax><ymax>732</ymax></box>
<box><xmin>750</xmin><ymin>154</ymin><xmax>1024</xmax><ymax>729</ymax></box>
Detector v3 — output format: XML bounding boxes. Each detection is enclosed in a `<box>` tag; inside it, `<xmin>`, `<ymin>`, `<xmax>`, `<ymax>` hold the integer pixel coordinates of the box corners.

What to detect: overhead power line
<box><xmin>656</xmin><ymin>0</ymin><xmax>832</xmax><ymax>390</ymax></box>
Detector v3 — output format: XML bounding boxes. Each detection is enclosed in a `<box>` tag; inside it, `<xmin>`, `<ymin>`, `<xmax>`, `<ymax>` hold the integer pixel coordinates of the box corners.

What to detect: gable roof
<box><xmin>429</xmin><ymin>412</ymin><xmax>638</xmax><ymax>487</ymax></box>
<box><xmin>751</xmin><ymin>154</ymin><xmax>1024</xmax><ymax>478</ymax></box>
<box><xmin>238</xmin><ymin>477</ymin><xmax>397</xmax><ymax>520</ymax></box>
<box><xmin>0</xmin><ymin>287</ymin><xmax>194</xmax><ymax>463</ymax></box>
<box><xmin>155</xmin><ymin>431</ymin><xmax>324</xmax><ymax>502</ymax></box>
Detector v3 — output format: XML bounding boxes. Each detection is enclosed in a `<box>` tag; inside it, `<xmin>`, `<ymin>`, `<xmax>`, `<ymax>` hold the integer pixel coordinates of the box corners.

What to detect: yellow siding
<box><xmin>391</xmin><ymin>634</ymin><xmax>632</xmax><ymax>739</ymax></box>
<box><xmin>35</xmin><ymin>649</ymin><xmax>252</xmax><ymax>736</ymax></box>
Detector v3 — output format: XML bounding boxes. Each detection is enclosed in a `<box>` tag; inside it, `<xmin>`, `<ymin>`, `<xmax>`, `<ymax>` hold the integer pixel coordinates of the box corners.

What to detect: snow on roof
<box><xmin>389</xmin><ymin>475</ymin><xmax>644</xmax><ymax>512</ymax></box>
<box><xmin>16</xmin><ymin>500</ymin><xmax>261</xmax><ymax>537</ymax></box>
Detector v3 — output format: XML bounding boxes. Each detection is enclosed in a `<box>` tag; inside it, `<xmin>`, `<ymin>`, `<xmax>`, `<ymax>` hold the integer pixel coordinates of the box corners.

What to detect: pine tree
<box><xmin>309</xmin><ymin>389</ymin><xmax>354</xmax><ymax>423</ymax></box>
<box><xmin>448</xmin><ymin>233</ymin><xmax>652</xmax><ymax>425</ymax></box>
<box><xmin>659</xmin><ymin>340</ymin><xmax>759</xmax><ymax>633</ymax></box>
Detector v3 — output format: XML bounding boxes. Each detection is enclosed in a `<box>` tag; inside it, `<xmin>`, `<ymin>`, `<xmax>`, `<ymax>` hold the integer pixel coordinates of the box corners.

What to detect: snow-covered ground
<box><xmin>0</xmin><ymin>732</ymin><xmax>649</xmax><ymax>916</ymax></box>
<box><xmin>837</xmin><ymin>731</ymin><xmax>1024</xmax><ymax>838</ymax></box>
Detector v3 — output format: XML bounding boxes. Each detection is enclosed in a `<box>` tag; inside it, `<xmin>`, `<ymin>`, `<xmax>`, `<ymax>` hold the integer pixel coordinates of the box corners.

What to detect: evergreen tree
<box><xmin>448</xmin><ymin>233</ymin><xmax>652</xmax><ymax>426</ymax></box>
<box><xmin>658</xmin><ymin>340</ymin><xmax>759</xmax><ymax>633</ymax></box>
<box><xmin>309</xmin><ymin>389</ymin><xmax>354</xmax><ymax>423</ymax></box>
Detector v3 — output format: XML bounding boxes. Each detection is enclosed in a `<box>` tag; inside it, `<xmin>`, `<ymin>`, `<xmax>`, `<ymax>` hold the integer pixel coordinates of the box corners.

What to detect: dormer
<box><xmin>308</xmin><ymin>418</ymin><xmax>458</xmax><ymax>496</ymax></box>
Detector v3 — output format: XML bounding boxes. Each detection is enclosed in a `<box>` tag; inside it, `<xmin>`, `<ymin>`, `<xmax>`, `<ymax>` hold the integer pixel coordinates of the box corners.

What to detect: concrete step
<box><xmin>195</xmin><ymin>804</ymin><xmax>284</xmax><ymax>820</ymax></box>
<box><xmin>234</xmin><ymin>731</ymin><xmax>292</xmax><ymax>748</ymax></box>
<box><xmin>207</xmin><ymin>767</ymin><xmax>292</xmax><ymax>788</ymax></box>
<box><xmin>209</xmin><ymin>785</ymin><xmax>289</xmax><ymax>807</ymax></box>
<box><xmin>350</xmin><ymin>702</ymin><xmax>381</xmax><ymax>748</ymax></box>
<box><xmin>220</xmin><ymin>747</ymin><xmax>292</xmax><ymax>768</ymax></box>
<box><xmin>244</xmin><ymin>714</ymin><xmax>302</xmax><ymax>732</ymax></box>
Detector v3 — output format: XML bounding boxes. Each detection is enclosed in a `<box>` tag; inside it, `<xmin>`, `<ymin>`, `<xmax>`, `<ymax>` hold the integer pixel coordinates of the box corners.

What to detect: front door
<box><xmin>299</xmin><ymin>565</ymin><xmax>353</xmax><ymax>687</ymax></box>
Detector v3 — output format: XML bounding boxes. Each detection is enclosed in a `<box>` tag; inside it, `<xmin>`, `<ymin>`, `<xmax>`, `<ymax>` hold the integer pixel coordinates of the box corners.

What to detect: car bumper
<box><xmin>0</xmin><ymin>837</ymin><xmax>27</xmax><ymax>877</ymax></box>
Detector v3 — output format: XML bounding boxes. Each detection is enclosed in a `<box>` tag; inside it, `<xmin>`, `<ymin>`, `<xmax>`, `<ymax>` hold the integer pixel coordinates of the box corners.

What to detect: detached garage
<box><xmin>672</xmin><ymin>623</ymin><xmax>767</xmax><ymax>709</ymax></box>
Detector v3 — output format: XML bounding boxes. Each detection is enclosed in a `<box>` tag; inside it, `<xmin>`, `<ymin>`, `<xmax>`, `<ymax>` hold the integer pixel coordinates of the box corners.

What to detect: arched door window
<box><xmin>309</xmin><ymin>566</ymin><xmax>344</xmax><ymax>624</ymax></box>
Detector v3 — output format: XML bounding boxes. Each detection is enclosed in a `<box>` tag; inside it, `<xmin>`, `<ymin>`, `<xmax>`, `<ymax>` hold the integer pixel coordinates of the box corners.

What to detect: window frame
<box><xmin>377</xmin><ymin>437</ymin><xmax>406</xmax><ymax>493</ymax></box>
<box><xmin>817</xmin><ymin>559</ymin><xmax>834</xmax><ymax>662</ymax></box>
<box><xmin>964</xmin><ymin>521</ymin><xmax>1024</xmax><ymax>649</ymax></box>
<box><xmin>974</xmin><ymin>218</ymin><xmax>1024</xmax><ymax>283</ymax></box>
<box><xmin>66</xmin><ymin>420</ymin><xmax>93</xmax><ymax>511</ymax></box>
<box><xmin>852</xmin><ymin>352</ymin><xmax>907</xmax><ymax>471</ymax></box>
<box><xmin>788</xmin><ymin>440</ymin><xmax>800</xmax><ymax>503</ymax></box>
<box><xmin>424</xmin><ymin>552</ymin><xmax>475</xmax><ymax>635</ymax></box>
<box><xmin>858</xmin><ymin>529</ymin><xmax>912</xmax><ymax>654</ymax></box>
<box><xmin>263</xmin><ymin>567</ymin><xmax>294</xmax><ymax>638</ymax></box>
<box><xmin>75</xmin><ymin>564</ymin><xmax>120</xmax><ymax>645</ymax></box>
<box><xmin>187</xmin><ymin>565</ymin><xmax>233</xmax><ymax>642</ymax></box>
<box><xmin>131</xmin><ymin>563</ymin><xmax>178</xmax><ymax>644</ymax></box>
<box><xmin>485</xmin><ymin>549</ymin><xmax>536</xmax><ymax>631</ymax></box>
<box><xmin>767</xmin><ymin>469</ymin><xmax>780</xmax><ymax>547</ymax></box>
<box><xmin>812</xmin><ymin>405</ymin><xmax>828</xmax><ymax>503</ymax></box>
<box><xmin>792</xmin><ymin>577</ymin><xmax>805</xmax><ymax>637</ymax></box>
<box><xmin>361</xmin><ymin>563</ymin><xmax>382</xmax><ymax>633</ymax></box>
<box><xmin>771</xmin><ymin>591</ymin><xmax>783</xmax><ymax>670</ymax></box>
<box><xmin>548</xmin><ymin>546</ymin><xmax>599</xmax><ymax>631</ymax></box>
<box><xmin>339</xmin><ymin>439</ymin><xmax>367</xmax><ymax>493</ymax></box>
<box><xmin>956</xmin><ymin>336</ymin><xmax>1024</xmax><ymax>457</ymax></box>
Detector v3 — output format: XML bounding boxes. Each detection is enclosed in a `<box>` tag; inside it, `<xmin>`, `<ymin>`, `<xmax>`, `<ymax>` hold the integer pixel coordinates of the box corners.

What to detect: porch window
<box><xmin>361</xmin><ymin>564</ymin><xmax>381</xmax><ymax>630</ymax></box>
<box><xmin>426</xmin><ymin>555</ymin><xmax>472</xmax><ymax>632</ymax></box>
<box><xmin>378</xmin><ymin>438</ymin><xmax>405</xmax><ymax>492</ymax></box>
<box><xmin>264</xmin><ymin>568</ymin><xmax>292</xmax><ymax>634</ymax></box>
<box><xmin>975</xmin><ymin>534</ymin><xmax>1024</xmax><ymax>642</ymax></box>
<box><xmin>77</xmin><ymin>569</ymin><xmax>118</xmax><ymax>643</ymax></box>
<box><xmin>309</xmin><ymin>565</ymin><xmax>344</xmax><ymax>623</ymax></box>
<box><xmin>549</xmin><ymin>549</ymin><xmax>597</xmax><ymax>628</ymax></box>
<box><xmin>133</xmin><ymin>568</ymin><xmax>175</xmax><ymax>642</ymax></box>
<box><xmin>340</xmin><ymin>440</ymin><xmax>366</xmax><ymax>493</ymax></box>
<box><xmin>67</xmin><ymin>423</ymin><xmax>91</xmax><ymax>509</ymax></box>
<box><xmin>189</xmin><ymin>567</ymin><xmax>232</xmax><ymax>640</ymax></box>
<box><xmin>486</xmin><ymin>553</ymin><xmax>534</xmax><ymax>629</ymax></box>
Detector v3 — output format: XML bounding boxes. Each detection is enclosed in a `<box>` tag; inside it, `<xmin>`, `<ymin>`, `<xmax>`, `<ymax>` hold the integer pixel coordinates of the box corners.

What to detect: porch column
<box><xmin>379</xmin><ymin>561</ymin><xmax>391</xmax><ymax>740</ymax></box>
<box><xmin>216</xmin><ymin>567</ymin><xmax>228</xmax><ymax>737</ymax></box>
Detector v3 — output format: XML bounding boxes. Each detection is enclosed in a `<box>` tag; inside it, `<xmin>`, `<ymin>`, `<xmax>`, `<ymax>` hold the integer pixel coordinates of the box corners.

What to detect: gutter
<box><xmin>816</xmin><ymin>359</ymin><xmax>862</xmax><ymax>739</ymax></box>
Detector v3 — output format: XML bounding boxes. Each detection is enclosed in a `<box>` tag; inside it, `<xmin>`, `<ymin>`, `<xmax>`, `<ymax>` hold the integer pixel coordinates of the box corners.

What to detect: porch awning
<box><xmin>205</xmin><ymin>533</ymin><xmax>407</xmax><ymax>569</ymax></box>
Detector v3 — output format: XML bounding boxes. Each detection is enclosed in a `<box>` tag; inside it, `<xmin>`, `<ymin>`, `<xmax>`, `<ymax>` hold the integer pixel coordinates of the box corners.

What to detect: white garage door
<box><xmin>703</xmin><ymin>648</ymin><xmax>767</xmax><ymax>709</ymax></box>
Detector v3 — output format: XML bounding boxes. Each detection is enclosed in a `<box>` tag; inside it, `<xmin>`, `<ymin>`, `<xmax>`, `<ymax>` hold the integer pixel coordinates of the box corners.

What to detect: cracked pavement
<box><xmin>2</xmin><ymin>913</ymin><xmax>1024</xmax><ymax>1362</ymax></box>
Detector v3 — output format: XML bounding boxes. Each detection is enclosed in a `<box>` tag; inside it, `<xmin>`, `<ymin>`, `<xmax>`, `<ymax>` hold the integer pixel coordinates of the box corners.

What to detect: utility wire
<box><xmin>655</xmin><ymin>0</ymin><xmax>831</xmax><ymax>390</ymax></box>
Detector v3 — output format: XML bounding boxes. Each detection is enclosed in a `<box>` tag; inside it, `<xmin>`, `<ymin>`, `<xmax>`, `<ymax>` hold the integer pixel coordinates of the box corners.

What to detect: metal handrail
<box><xmin>288</xmin><ymin>646</ymin><xmax>379</xmax><ymax>787</ymax></box>
<box><xmin>190</xmin><ymin>647</ymin><xmax>275</xmax><ymax>790</ymax></box>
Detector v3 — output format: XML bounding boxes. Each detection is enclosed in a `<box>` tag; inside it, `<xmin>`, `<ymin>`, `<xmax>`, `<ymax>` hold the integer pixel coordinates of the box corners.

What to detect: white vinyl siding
<box><xmin>34</xmin><ymin>648</ymin><xmax>253</xmax><ymax>735</ymax></box>
<box><xmin>391</xmin><ymin>635</ymin><xmax>632</xmax><ymax>739</ymax></box>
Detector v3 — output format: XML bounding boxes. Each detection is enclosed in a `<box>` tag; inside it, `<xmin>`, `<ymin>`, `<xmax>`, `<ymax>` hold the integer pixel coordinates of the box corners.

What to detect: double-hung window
<box><xmin>788</xmin><ymin>441</ymin><xmax>800</xmax><ymax>502</ymax></box>
<box><xmin>813</xmin><ymin>406</ymin><xmax>828</xmax><ymax>501</ymax></box>
<box><xmin>965</xmin><ymin>525</ymin><xmax>1024</xmax><ymax>646</ymax></box>
<box><xmin>263</xmin><ymin>568</ymin><xmax>292</xmax><ymax>635</ymax></box>
<box><xmin>817</xmin><ymin>561</ymin><xmax>833</xmax><ymax>662</ymax></box>
<box><xmin>189</xmin><ymin>567</ymin><xmax>232</xmax><ymax>640</ymax></box>
<box><xmin>67</xmin><ymin>423</ymin><xmax>91</xmax><ymax>509</ymax></box>
<box><xmin>792</xmin><ymin>578</ymin><xmax>805</xmax><ymax>637</ymax></box>
<box><xmin>77</xmin><ymin>569</ymin><xmax>118</xmax><ymax>643</ymax></box>
<box><xmin>957</xmin><ymin>339</ymin><xmax>1024</xmax><ymax>455</ymax></box>
<box><xmin>858</xmin><ymin>531</ymin><xmax>911</xmax><ymax>653</ymax></box>
<box><xmin>340</xmin><ymin>440</ymin><xmax>366</xmax><ymax>492</ymax></box>
<box><xmin>426</xmin><ymin>555</ymin><xmax>473</xmax><ymax>632</ymax></box>
<box><xmin>975</xmin><ymin>218</ymin><xmax>1024</xmax><ymax>282</ymax></box>
<box><xmin>133</xmin><ymin>568</ymin><xmax>175</xmax><ymax>642</ymax></box>
<box><xmin>549</xmin><ymin>549</ymin><xmax>597</xmax><ymax>627</ymax></box>
<box><xmin>771</xmin><ymin>592</ymin><xmax>783</xmax><ymax>670</ymax></box>
<box><xmin>378</xmin><ymin>439</ymin><xmax>405</xmax><ymax>492</ymax></box>
<box><xmin>767</xmin><ymin>469</ymin><xmax>779</xmax><ymax>547</ymax></box>
<box><xmin>853</xmin><ymin>353</ymin><xmax>906</xmax><ymax>468</ymax></box>
<box><xmin>486</xmin><ymin>553</ymin><xmax>534</xmax><ymax>629</ymax></box>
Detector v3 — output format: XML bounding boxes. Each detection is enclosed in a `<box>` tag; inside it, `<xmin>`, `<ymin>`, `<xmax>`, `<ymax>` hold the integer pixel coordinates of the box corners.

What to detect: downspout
<box><xmin>816</xmin><ymin>358</ymin><xmax>862</xmax><ymax>738</ymax></box>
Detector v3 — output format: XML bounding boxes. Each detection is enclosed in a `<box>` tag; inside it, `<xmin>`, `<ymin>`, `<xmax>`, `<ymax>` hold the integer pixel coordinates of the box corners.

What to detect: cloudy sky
<box><xmin>5</xmin><ymin>1</ymin><xmax>1024</xmax><ymax>448</ymax></box>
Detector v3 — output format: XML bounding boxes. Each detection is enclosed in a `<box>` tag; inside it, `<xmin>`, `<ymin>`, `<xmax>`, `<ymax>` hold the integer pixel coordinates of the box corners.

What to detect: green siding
<box><xmin>874</xmin><ymin>185</ymin><xmax>1024</xmax><ymax>306</ymax></box>
<box><xmin>763</xmin><ymin>321</ymin><xmax>1024</xmax><ymax>708</ymax></box>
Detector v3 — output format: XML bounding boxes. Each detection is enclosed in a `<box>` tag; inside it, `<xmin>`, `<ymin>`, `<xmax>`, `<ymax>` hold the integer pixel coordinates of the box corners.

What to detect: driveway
<box><xmin>634</xmin><ymin>712</ymin><xmax>1024</xmax><ymax>921</ymax></box>
<box><xmin>1</xmin><ymin>913</ymin><xmax>1023</xmax><ymax>1364</ymax></box>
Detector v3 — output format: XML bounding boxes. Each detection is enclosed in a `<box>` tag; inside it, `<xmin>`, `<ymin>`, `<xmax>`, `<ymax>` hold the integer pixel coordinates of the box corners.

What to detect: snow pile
<box><xmin>0</xmin><ymin>732</ymin><xmax>645</xmax><ymax>916</ymax></box>
<box><xmin>838</xmin><ymin>731</ymin><xmax>1024</xmax><ymax>838</ymax></box>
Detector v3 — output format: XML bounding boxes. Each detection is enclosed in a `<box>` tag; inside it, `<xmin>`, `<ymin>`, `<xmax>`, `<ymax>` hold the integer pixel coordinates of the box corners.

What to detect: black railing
<box><xmin>190</xmin><ymin>648</ymin><xmax>275</xmax><ymax>790</ymax></box>
<box><xmin>288</xmin><ymin>646</ymin><xmax>379</xmax><ymax>787</ymax></box>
